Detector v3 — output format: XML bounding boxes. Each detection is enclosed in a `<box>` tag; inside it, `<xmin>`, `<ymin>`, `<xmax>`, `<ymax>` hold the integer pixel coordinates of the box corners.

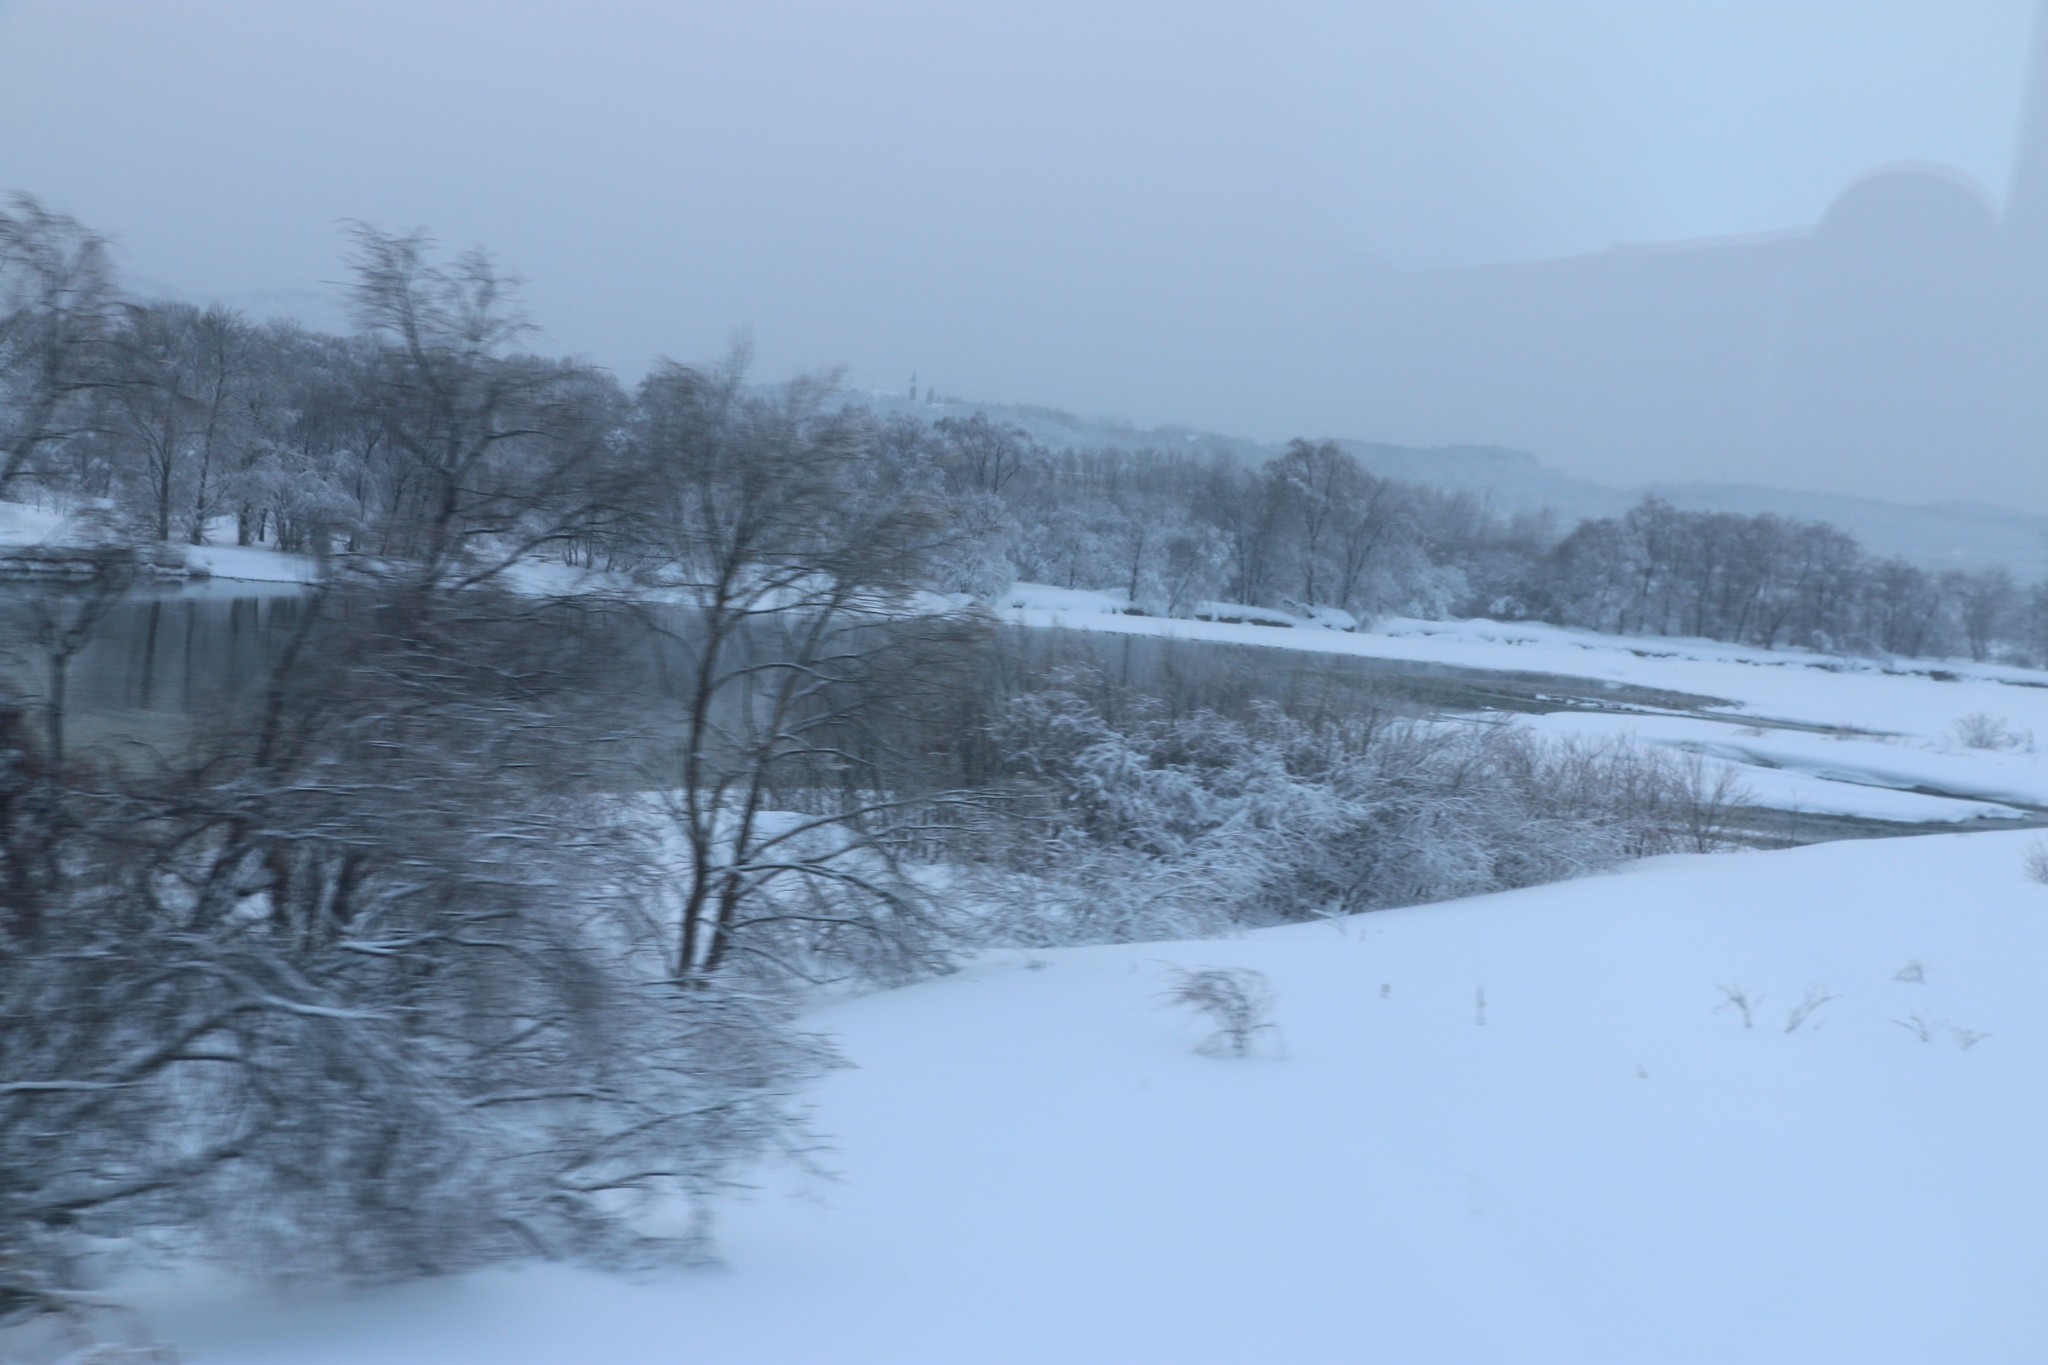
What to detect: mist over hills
<box><xmin>852</xmin><ymin>387</ymin><xmax>2048</xmax><ymax>580</ymax></box>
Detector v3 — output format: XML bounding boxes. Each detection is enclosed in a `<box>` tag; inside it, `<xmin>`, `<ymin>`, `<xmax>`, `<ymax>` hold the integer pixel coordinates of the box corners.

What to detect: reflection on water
<box><xmin>0</xmin><ymin>581</ymin><xmax>312</xmax><ymax>717</ymax></box>
<box><xmin>0</xmin><ymin>581</ymin><xmax>1728</xmax><ymax>762</ymax></box>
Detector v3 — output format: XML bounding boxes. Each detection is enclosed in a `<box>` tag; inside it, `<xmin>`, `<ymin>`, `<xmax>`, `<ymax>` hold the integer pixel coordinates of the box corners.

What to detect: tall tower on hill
<box><xmin>2005</xmin><ymin>0</ymin><xmax>2048</xmax><ymax>266</ymax></box>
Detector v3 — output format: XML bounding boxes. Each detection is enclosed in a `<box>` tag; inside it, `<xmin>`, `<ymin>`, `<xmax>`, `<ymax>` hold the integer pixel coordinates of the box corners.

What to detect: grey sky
<box><xmin>0</xmin><ymin>1</ymin><xmax>2037</xmax><ymax>502</ymax></box>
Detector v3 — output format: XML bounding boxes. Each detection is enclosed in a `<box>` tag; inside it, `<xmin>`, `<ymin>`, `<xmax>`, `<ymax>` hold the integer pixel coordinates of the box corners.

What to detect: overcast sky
<box><xmin>0</xmin><ymin>1</ymin><xmax>2038</xmax><ymax>495</ymax></box>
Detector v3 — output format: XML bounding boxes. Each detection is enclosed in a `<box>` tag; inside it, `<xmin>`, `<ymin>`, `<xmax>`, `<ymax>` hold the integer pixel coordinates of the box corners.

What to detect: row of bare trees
<box><xmin>900</xmin><ymin>409</ymin><xmax>2048</xmax><ymax>662</ymax></box>
<box><xmin>0</xmin><ymin>198</ymin><xmax>635</xmax><ymax>561</ymax></box>
<box><xmin>1541</xmin><ymin>496</ymin><xmax>2048</xmax><ymax>661</ymax></box>
<box><xmin>15</xmin><ymin>193</ymin><xmax>2042</xmax><ymax>667</ymax></box>
<box><xmin>971</xmin><ymin>429</ymin><xmax>1465</xmax><ymax>620</ymax></box>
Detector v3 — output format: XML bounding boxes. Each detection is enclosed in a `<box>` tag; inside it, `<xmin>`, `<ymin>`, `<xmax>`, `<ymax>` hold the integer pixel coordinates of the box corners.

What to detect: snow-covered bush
<box><xmin>1954</xmin><ymin>711</ymin><xmax>2031</xmax><ymax>752</ymax></box>
<box><xmin>0</xmin><ymin>579</ymin><xmax>833</xmax><ymax>1323</ymax></box>
<box><xmin>977</xmin><ymin>681</ymin><xmax>1736</xmax><ymax>944</ymax></box>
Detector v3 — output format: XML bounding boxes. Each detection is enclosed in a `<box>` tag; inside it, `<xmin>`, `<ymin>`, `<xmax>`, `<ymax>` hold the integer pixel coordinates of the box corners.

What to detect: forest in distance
<box><xmin>5</xmin><ymin>194</ymin><xmax>2048</xmax><ymax>664</ymax></box>
<box><xmin>2</xmin><ymin>190</ymin><xmax>2043</xmax><ymax>1338</ymax></box>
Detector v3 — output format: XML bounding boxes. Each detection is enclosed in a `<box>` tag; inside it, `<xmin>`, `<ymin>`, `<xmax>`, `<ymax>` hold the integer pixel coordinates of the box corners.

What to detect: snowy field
<box><xmin>129</xmin><ymin>829</ymin><xmax>2047</xmax><ymax>1364</ymax></box>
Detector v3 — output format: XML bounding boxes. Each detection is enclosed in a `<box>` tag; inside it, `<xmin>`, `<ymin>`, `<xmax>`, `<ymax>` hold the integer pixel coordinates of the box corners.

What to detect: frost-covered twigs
<box><xmin>0</xmin><ymin>1287</ymin><xmax>174</xmax><ymax>1363</ymax></box>
<box><xmin>2021</xmin><ymin>839</ymin><xmax>2048</xmax><ymax>886</ymax></box>
<box><xmin>1950</xmin><ymin>1026</ymin><xmax>1991</xmax><ymax>1051</ymax></box>
<box><xmin>1156</xmin><ymin>966</ymin><xmax>1281</xmax><ymax>1058</ymax></box>
<box><xmin>1953</xmin><ymin>711</ymin><xmax>2031</xmax><ymax>752</ymax></box>
<box><xmin>1715</xmin><ymin>984</ymin><xmax>1764</xmax><ymax>1029</ymax></box>
<box><xmin>1893</xmin><ymin>1010</ymin><xmax>1940</xmax><ymax>1042</ymax></box>
<box><xmin>1672</xmin><ymin>751</ymin><xmax>1753</xmax><ymax>853</ymax></box>
<box><xmin>980</xmin><ymin>683</ymin><xmax>1751</xmax><ymax>949</ymax></box>
<box><xmin>0</xmin><ymin>571</ymin><xmax>841</xmax><ymax>1323</ymax></box>
<box><xmin>1891</xmin><ymin>1013</ymin><xmax>1989</xmax><ymax>1050</ymax></box>
<box><xmin>1783</xmin><ymin>986</ymin><xmax>1840</xmax><ymax>1033</ymax></box>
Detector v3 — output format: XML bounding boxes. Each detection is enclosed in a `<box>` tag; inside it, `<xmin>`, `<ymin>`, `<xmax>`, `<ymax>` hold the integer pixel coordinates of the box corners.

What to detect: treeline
<box><xmin>879</xmin><ymin>414</ymin><xmax>2047</xmax><ymax>666</ymax></box>
<box><xmin>6</xmin><ymin>193</ymin><xmax>2041</xmax><ymax>667</ymax></box>
<box><xmin>1540</xmin><ymin>497</ymin><xmax>2046</xmax><ymax>662</ymax></box>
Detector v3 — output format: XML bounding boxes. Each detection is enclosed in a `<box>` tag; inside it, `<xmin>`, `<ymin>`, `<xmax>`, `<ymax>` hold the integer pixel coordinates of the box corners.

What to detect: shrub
<box><xmin>979</xmin><ymin>681</ymin><xmax>1746</xmax><ymax>944</ymax></box>
<box><xmin>2022</xmin><ymin>838</ymin><xmax>2048</xmax><ymax>885</ymax></box>
<box><xmin>1954</xmin><ymin>712</ymin><xmax>2031</xmax><ymax>751</ymax></box>
<box><xmin>1156</xmin><ymin>966</ymin><xmax>1280</xmax><ymax>1058</ymax></box>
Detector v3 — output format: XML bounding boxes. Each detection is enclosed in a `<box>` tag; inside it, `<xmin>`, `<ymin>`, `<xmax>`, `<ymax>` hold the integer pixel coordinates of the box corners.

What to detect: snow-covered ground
<box><xmin>179</xmin><ymin>539</ymin><xmax>319</xmax><ymax>584</ymax></box>
<box><xmin>0</xmin><ymin>499</ymin><xmax>70</xmax><ymax>547</ymax></box>
<box><xmin>7</xmin><ymin>566</ymin><xmax>2044</xmax><ymax>1359</ymax></box>
<box><xmin>1000</xmin><ymin>583</ymin><xmax>2048</xmax><ymax>827</ymax></box>
<box><xmin>0</xmin><ymin>500</ymin><xmax>315</xmax><ymax>583</ymax></box>
<box><xmin>127</xmin><ymin>828</ymin><xmax>2048</xmax><ymax>1364</ymax></box>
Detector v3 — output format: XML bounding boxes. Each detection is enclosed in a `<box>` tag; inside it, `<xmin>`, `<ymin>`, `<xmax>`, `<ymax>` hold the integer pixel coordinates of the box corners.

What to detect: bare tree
<box><xmin>0</xmin><ymin>195</ymin><xmax>114</xmax><ymax>497</ymax></box>
<box><xmin>0</xmin><ymin>233</ymin><xmax>838</xmax><ymax>1323</ymax></box>
<box><xmin>1</xmin><ymin>563</ymin><xmax>832</xmax><ymax>1324</ymax></box>
<box><xmin>1952</xmin><ymin>567</ymin><xmax>2017</xmax><ymax>663</ymax></box>
<box><xmin>630</xmin><ymin>358</ymin><xmax>986</xmax><ymax>986</ymax></box>
<box><xmin>932</xmin><ymin>411</ymin><xmax>1035</xmax><ymax>497</ymax></box>
<box><xmin>95</xmin><ymin>302</ymin><xmax>255</xmax><ymax>543</ymax></box>
<box><xmin>343</xmin><ymin>224</ymin><xmax>634</xmax><ymax>582</ymax></box>
<box><xmin>1266</xmin><ymin>438</ymin><xmax>1355</xmax><ymax>607</ymax></box>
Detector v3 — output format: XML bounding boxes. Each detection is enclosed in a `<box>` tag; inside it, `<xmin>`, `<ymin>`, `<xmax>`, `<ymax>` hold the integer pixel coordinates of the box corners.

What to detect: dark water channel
<box><xmin>1012</xmin><ymin>621</ymin><xmax>1740</xmax><ymax>719</ymax></box>
<box><xmin>2</xmin><ymin>583</ymin><xmax>2017</xmax><ymax>846</ymax></box>
<box><xmin>0</xmin><ymin>583</ymin><xmax>1740</xmax><ymax>746</ymax></box>
<box><xmin>0</xmin><ymin>581</ymin><xmax>1744</xmax><ymax>740</ymax></box>
<box><xmin>0</xmin><ymin>582</ymin><xmax>308</xmax><ymax>718</ymax></box>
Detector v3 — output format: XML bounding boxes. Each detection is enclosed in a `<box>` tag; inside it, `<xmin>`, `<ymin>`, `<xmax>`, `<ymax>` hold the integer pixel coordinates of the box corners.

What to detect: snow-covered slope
<box><xmin>137</xmin><ymin>829</ymin><xmax>2048</xmax><ymax>1364</ymax></box>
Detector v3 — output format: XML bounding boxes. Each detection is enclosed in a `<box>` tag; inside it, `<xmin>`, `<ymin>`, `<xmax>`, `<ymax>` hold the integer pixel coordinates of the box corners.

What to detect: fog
<box><xmin>1</xmin><ymin>0</ymin><xmax>2040</xmax><ymax>507</ymax></box>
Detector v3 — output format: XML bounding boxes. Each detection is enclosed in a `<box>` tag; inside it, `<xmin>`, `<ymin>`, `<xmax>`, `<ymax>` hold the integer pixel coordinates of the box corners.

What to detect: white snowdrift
<box><xmin>137</xmin><ymin>829</ymin><xmax>2048</xmax><ymax>1365</ymax></box>
<box><xmin>0</xmin><ymin>499</ymin><xmax>73</xmax><ymax>546</ymax></box>
<box><xmin>997</xmin><ymin>586</ymin><xmax>2048</xmax><ymax>741</ymax></box>
<box><xmin>1517</xmin><ymin>712</ymin><xmax>2045</xmax><ymax>822</ymax></box>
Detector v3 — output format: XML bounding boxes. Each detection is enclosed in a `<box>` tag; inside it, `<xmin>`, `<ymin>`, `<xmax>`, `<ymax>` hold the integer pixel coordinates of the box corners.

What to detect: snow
<box><xmin>997</xmin><ymin>583</ymin><xmax>2048</xmax><ymax>826</ymax></box>
<box><xmin>180</xmin><ymin>541</ymin><xmax>320</xmax><ymax>584</ymax></box>
<box><xmin>0</xmin><ymin>499</ymin><xmax>73</xmax><ymax>546</ymax></box>
<box><xmin>1516</xmin><ymin>712</ymin><xmax>2041</xmax><ymax>822</ymax></box>
<box><xmin>1000</xmin><ymin>584</ymin><xmax>1358</xmax><ymax>630</ymax></box>
<box><xmin>0</xmin><ymin>499</ymin><xmax>318</xmax><ymax>583</ymax></box>
<box><xmin>1677</xmin><ymin>759</ymin><xmax>2023</xmax><ymax>824</ymax></box>
<box><xmin>127</xmin><ymin>828</ymin><xmax>2048</xmax><ymax>1363</ymax></box>
<box><xmin>10</xmin><ymin>569</ymin><xmax>2048</xmax><ymax>1359</ymax></box>
<box><xmin>1001</xmin><ymin>582</ymin><xmax>1129</xmax><ymax>615</ymax></box>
